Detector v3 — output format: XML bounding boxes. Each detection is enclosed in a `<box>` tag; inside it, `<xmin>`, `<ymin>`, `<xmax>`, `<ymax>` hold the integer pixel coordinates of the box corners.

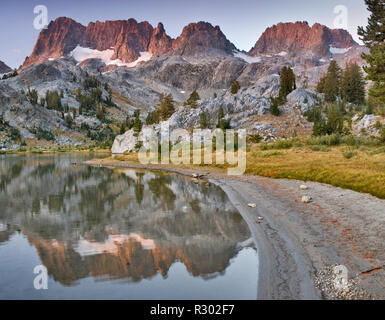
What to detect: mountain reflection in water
<box><xmin>0</xmin><ymin>153</ymin><xmax>257</xmax><ymax>299</ymax></box>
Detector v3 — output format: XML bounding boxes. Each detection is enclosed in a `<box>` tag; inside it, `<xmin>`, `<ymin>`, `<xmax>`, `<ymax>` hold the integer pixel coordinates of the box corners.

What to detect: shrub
<box><xmin>83</xmin><ymin>75</ymin><xmax>100</xmax><ymax>90</ymax></box>
<box><xmin>308</xmin><ymin>145</ymin><xmax>330</xmax><ymax>152</ymax></box>
<box><xmin>343</xmin><ymin>150</ymin><xmax>357</xmax><ymax>159</ymax></box>
<box><xmin>8</xmin><ymin>127</ymin><xmax>21</xmax><ymax>142</ymax></box>
<box><xmin>371</xmin><ymin>146</ymin><xmax>385</xmax><ymax>155</ymax></box>
<box><xmin>27</xmin><ymin>88</ymin><xmax>38</xmax><ymax>105</ymax></box>
<box><xmin>305</xmin><ymin>134</ymin><xmax>341</xmax><ymax>146</ymax></box>
<box><xmin>380</xmin><ymin>127</ymin><xmax>385</xmax><ymax>143</ymax></box>
<box><xmin>36</xmin><ymin>127</ymin><xmax>55</xmax><ymax>141</ymax></box>
<box><xmin>65</xmin><ymin>113</ymin><xmax>73</xmax><ymax>128</ymax></box>
<box><xmin>375</xmin><ymin>120</ymin><xmax>383</xmax><ymax>130</ymax></box>
<box><xmin>248</xmin><ymin>134</ymin><xmax>263</xmax><ymax>144</ymax></box>
<box><xmin>45</xmin><ymin>90</ymin><xmax>62</xmax><ymax>111</ymax></box>
<box><xmin>252</xmin><ymin>150</ymin><xmax>284</xmax><ymax>157</ymax></box>
<box><xmin>260</xmin><ymin>139</ymin><xmax>294</xmax><ymax>150</ymax></box>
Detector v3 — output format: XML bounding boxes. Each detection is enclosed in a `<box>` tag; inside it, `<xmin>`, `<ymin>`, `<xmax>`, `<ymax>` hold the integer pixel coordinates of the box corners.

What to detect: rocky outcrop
<box><xmin>0</xmin><ymin>60</ymin><xmax>12</xmax><ymax>74</ymax></box>
<box><xmin>286</xmin><ymin>88</ymin><xmax>323</xmax><ymax>113</ymax></box>
<box><xmin>353</xmin><ymin>114</ymin><xmax>383</xmax><ymax>136</ymax></box>
<box><xmin>249</xmin><ymin>21</ymin><xmax>358</xmax><ymax>57</ymax></box>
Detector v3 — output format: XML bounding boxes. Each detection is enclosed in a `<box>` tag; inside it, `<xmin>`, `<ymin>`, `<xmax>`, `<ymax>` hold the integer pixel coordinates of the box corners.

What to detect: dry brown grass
<box><xmin>246</xmin><ymin>146</ymin><xmax>385</xmax><ymax>199</ymax></box>
<box><xmin>100</xmin><ymin>144</ymin><xmax>385</xmax><ymax>199</ymax></box>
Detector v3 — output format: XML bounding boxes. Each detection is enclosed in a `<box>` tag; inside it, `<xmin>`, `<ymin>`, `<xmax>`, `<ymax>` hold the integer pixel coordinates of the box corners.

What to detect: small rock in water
<box><xmin>248</xmin><ymin>203</ymin><xmax>257</xmax><ymax>208</ymax></box>
<box><xmin>300</xmin><ymin>185</ymin><xmax>308</xmax><ymax>190</ymax></box>
<box><xmin>302</xmin><ymin>196</ymin><xmax>312</xmax><ymax>203</ymax></box>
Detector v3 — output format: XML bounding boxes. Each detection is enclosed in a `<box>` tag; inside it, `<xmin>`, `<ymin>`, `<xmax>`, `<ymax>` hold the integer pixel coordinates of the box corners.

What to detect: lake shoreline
<box><xmin>84</xmin><ymin>159</ymin><xmax>385</xmax><ymax>300</ymax></box>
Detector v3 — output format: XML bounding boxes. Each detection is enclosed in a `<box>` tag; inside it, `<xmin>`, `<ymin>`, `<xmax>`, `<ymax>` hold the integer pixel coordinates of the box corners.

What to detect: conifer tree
<box><xmin>230</xmin><ymin>80</ymin><xmax>240</xmax><ymax>94</ymax></box>
<box><xmin>270</xmin><ymin>97</ymin><xmax>280</xmax><ymax>116</ymax></box>
<box><xmin>159</xmin><ymin>93</ymin><xmax>175</xmax><ymax>121</ymax></box>
<box><xmin>217</xmin><ymin>106</ymin><xmax>230</xmax><ymax>130</ymax></box>
<box><xmin>133</xmin><ymin>111</ymin><xmax>142</xmax><ymax>135</ymax></box>
<box><xmin>358</xmin><ymin>0</ymin><xmax>385</xmax><ymax>111</ymax></box>
<box><xmin>200</xmin><ymin>113</ymin><xmax>209</xmax><ymax>129</ymax></box>
<box><xmin>184</xmin><ymin>90</ymin><xmax>200</xmax><ymax>107</ymax></box>
<box><xmin>317</xmin><ymin>60</ymin><xmax>342</xmax><ymax>102</ymax></box>
<box><xmin>341</xmin><ymin>62</ymin><xmax>366</xmax><ymax>105</ymax></box>
<box><xmin>278</xmin><ymin>66</ymin><xmax>296</xmax><ymax>103</ymax></box>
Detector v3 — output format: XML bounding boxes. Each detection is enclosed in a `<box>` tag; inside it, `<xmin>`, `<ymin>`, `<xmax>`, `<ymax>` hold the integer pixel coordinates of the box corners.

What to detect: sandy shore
<box><xmin>84</xmin><ymin>159</ymin><xmax>385</xmax><ymax>300</ymax></box>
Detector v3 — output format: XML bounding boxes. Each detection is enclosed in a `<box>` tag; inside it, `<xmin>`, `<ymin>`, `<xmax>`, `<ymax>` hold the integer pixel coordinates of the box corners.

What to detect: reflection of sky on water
<box><xmin>0</xmin><ymin>153</ymin><xmax>258</xmax><ymax>299</ymax></box>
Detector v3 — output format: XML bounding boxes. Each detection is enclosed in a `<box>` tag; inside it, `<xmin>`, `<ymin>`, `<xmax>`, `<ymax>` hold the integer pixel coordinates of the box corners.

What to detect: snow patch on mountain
<box><xmin>108</xmin><ymin>51</ymin><xmax>153</xmax><ymax>68</ymax></box>
<box><xmin>329</xmin><ymin>47</ymin><xmax>351</xmax><ymax>54</ymax></box>
<box><xmin>233</xmin><ymin>51</ymin><xmax>261</xmax><ymax>63</ymax></box>
<box><xmin>70</xmin><ymin>46</ymin><xmax>152</xmax><ymax>67</ymax></box>
<box><xmin>70</xmin><ymin>45</ymin><xmax>114</xmax><ymax>64</ymax></box>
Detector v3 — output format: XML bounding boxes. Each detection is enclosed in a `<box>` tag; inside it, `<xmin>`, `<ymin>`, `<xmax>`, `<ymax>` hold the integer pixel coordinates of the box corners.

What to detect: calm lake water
<box><xmin>0</xmin><ymin>153</ymin><xmax>258</xmax><ymax>299</ymax></box>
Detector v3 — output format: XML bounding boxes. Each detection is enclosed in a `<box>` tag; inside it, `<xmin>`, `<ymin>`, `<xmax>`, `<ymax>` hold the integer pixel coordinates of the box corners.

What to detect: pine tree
<box><xmin>278</xmin><ymin>66</ymin><xmax>296</xmax><ymax>103</ymax></box>
<box><xmin>270</xmin><ymin>97</ymin><xmax>280</xmax><ymax>116</ymax></box>
<box><xmin>159</xmin><ymin>93</ymin><xmax>175</xmax><ymax>121</ymax></box>
<box><xmin>65</xmin><ymin>113</ymin><xmax>73</xmax><ymax>128</ymax></box>
<box><xmin>184</xmin><ymin>90</ymin><xmax>200</xmax><ymax>107</ymax></box>
<box><xmin>146</xmin><ymin>110</ymin><xmax>160</xmax><ymax>125</ymax></box>
<box><xmin>341</xmin><ymin>62</ymin><xmax>366</xmax><ymax>105</ymax></box>
<box><xmin>358</xmin><ymin>0</ymin><xmax>385</xmax><ymax>45</ymax></box>
<box><xmin>133</xmin><ymin>111</ymin><xmax>142</xmax><ymax>135</ymax></box>
<box><xmin>217</xmin><ymin>106</ymin><xmax>230</xmax><ymax>130</ymax></box>
<box><xmin>27</xmin><ymin>88</ymin><xmax>38</xmax><ymax>105</ymax></box>
<box><xmin>326</xmin><ymin>103</ymin><xmax>344</xmax><ymax>134</ymax></box>
<box><xmin>96</xmin><ymin>105</ymin><xmax>105</xmax><ymax>121</ymax></box>
<box><xmin>200</xmin><ymin>113</ymin><xmax>209</xmax><ymax>129</ymax></box>
<box><xmin>119</xmin><ymin>122</ymin><xmax>127</xmax><ymax>134</ymax></box>
<box><xmin>317</xmin><ymin>60</ymin><xmax>342</xmax><ymax>102</ymax></box>
<box><xmin>230</xmin><ymin>80</ymin><xmax>240</xmax><ymax>94</ymax></box>
<box><xmin>358</xmin><ymin>0</ymin><xmax>385</xmax><ymax>110</ymax></box>
<box><xmin>126</xmin><ymin>115</ymin><xmax>133</xmax><ymax>129</ymax></box>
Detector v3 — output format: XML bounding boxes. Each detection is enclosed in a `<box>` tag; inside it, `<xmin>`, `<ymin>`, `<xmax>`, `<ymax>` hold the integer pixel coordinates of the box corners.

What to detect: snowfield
<box><xmin>69</xmin><ymin>46</ymin><xmax>152</xmax><ymax>67</ymax></box>
<box><xmin>233</xmin><ymin>51</ymin><xmax>261</xmax><ymax>63</ymax></box>
<box><xmin>329</xmin><ymin>46</ymin><xmax>351</xmax><ymax>54</ymax></box>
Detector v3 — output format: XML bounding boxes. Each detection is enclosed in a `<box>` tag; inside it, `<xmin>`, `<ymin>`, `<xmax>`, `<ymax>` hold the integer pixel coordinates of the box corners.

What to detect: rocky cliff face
<box><xmin>172</xmin><ymin>22</ymin><xmax>236</xmax><ymax>57</ymax></box>
<box><xmin>0</xmin><ymin>61</ymin><xmax>12</xmax><ymax>74</ymax></box>
<box><xmin>23</xmin><ymin>17</ymin><xmax>86</xmax><ymax>67</ymax></box>
<box><xmin>249</xmin><ymin>21</ymin><xmax>359</xmax><ymax>57</ymax></box>
<box><xmin>22</xmin><ymin>18</ymin><xmax>236</xmax><ymax>68</ymax></box>
<box><xmin>148</xmin><ymin>23</ymin><xmax>173</xmax><ymax>56</ymax></box>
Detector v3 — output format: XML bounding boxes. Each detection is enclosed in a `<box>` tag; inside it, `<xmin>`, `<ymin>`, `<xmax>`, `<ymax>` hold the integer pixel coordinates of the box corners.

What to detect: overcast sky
<box><xmin>0</xmin><ymin>0</ymin><xmax>370</xmax><ymax>68</ymax></box>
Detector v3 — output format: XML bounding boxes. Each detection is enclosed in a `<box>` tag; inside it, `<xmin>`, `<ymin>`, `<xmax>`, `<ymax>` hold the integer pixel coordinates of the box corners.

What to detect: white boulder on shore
<box><xmin>111</xmin><ymin>129</ymin><xmax>136</xmax><ymax>154</ymax></box>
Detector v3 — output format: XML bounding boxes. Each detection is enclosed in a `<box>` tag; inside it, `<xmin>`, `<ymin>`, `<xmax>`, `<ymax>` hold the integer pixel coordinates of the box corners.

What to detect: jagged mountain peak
<box><xmin>172</xmin><ymin>21</ymin><xmax>237</xmax><ymax>56</ymax></box>
<box><xmin>249</xmin><ymin>21</ymin><xmax>359</xmax><ymax>57</ymax></box>
<box><xmin>22</xmin><ymin>17</ymin><xmax>238</xmax><ymax>69</ymax></box>
<box><xmin>0</xmin><ymin>60</ymin><xmax>12</xmax><ymax>74</ymax></box>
